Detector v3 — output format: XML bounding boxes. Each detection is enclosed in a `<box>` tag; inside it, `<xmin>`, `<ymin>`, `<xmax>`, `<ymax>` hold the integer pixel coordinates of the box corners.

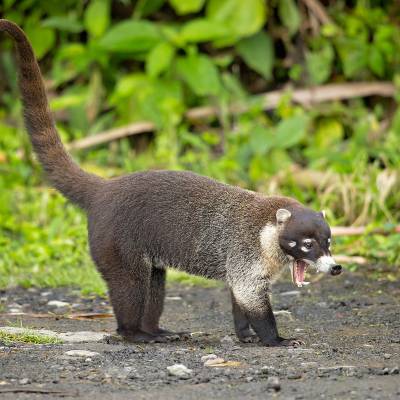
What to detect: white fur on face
<box><xmin>301</xmin><ymin>246</ymin><xmax>310</xmax><ymax>253</ymax></box>
<box><xmin>289</xmin><ymin>241</ymin><xmax>296</xmax><ymax>247</ymax></box>
<box><xmin>315</xmin><ymin>256</ymin><xmax>336</xmax><ymax>272</ymax></box>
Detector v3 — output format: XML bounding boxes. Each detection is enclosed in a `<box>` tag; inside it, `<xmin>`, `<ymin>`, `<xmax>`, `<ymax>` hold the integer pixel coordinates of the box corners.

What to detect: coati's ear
<box><xmin>320</xmin><ymin>210</ymin><xmax>326</xmax><ymax>218</ymax></box>
<box><xmin>276</xmin><ymin>208</ymin><xmax>291</xmax><ymax>225</ymax></box>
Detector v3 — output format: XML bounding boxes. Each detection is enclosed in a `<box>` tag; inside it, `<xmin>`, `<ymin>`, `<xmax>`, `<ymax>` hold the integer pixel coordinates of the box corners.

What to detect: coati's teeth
<box><xmin>296</xmin><ymin>281</ymin><xmax>310</xmax><ymax>288</ymax></box>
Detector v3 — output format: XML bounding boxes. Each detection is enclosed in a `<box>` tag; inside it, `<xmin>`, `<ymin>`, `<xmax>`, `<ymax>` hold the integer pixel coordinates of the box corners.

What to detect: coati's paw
<box><xmin>120</xmin><ymin>330</ymin><xmax>167</xmax><ymax>343</ymax></box>
<box><xmin>143</xmin><ymin>327</ymin><xmax>191</xmax><ymax>340</ymax></box>
<box><xmin>238</xmin><ymin>333</ymin><xmax>260</xmax><ymax>344</ymax></box>
<box><xmin>277</xmin><ymin>337</ymin><xmax>304</xmax><ymax>347</ymax></box>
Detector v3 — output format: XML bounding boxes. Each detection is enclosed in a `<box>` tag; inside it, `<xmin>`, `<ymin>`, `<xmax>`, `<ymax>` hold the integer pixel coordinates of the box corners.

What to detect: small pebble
<box><xmin>167</xmin><ymin>364</ymin><xmax>193</xmax><ymax>379</ymax></box>
<box><xmin>383</xmin><ymin>353</ymin><xmax>391</xmax><ymax>359</ymax></box>
<box><xmin>204</xmin><ymin>357</ymin><xmax>225</xmax><ymax>366</ymax></box>
<box><xmin>18</xmin><ymin>378</ymin><xmax>30</xmax><ymax>385</ymax></box>
<box><xmin>64</xmin><ymin>350</ymin><xmax>100</xmax><ymax>358</ymax></box>
<box><xmin>47</xmin><ymin>300</ymin><xmax>70</xmax><ymax>308</ymax></box>
<box><xmin>201</xmin><ymin>354</ymin><xmax>218</xmax><ymax>362</ymax></box>
<box><xmin>266</xmin><ymin>376</ymin><xmax>281</xmax><ymax>391</ymax></box>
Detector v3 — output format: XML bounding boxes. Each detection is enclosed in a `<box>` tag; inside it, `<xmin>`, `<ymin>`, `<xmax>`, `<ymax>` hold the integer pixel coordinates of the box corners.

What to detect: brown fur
<box><xmin>1</xmin><ymin>20</ymin><xmax>331</xmax><ymax>345</ymax></box>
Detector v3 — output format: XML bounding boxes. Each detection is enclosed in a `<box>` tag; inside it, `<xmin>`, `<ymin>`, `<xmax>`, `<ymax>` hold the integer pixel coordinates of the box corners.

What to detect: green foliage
<box><xmin>0</xmin><ymin>0</ymin><xmax>400</xmax><ymax>292</ymax></box>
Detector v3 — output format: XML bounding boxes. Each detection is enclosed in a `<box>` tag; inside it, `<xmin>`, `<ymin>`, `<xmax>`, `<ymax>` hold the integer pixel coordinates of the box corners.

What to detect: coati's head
<box><xmin>276</xmin><ymin>207</ymin><xmax>342</xmax><ymax>287</ymax></box>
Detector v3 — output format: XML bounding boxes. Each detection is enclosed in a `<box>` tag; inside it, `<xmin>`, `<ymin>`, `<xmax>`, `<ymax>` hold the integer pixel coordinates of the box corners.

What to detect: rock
<box><xmin>58</xmin><ymin>331</ymin><xmax>108</xmax><ymax>343</ymax></box>
<box><xmin>317</xmin><ymin>301</ymin><xmax>328</xmax><ymax>308</ymax></box>
<box><xmin>318</xmin><ymin>366</ymin><xmax>356</xmax><ymax>377</ymax></box>
<box><xmin>167</xmin><ymin>364</ymin><xmax>193</xmax><ymax>379</ymax></box>
<box><xmin>245</xmin><ymin>376</ymin><xmax>254</xmax><ymax>382</ymax></box>
<box><xmin>201</xmin><ymin>354</ymin><xmax>218</xmax><ymax>362</ymax></box>
<box><xmin>383</xmin><ymin>353</ymin><xmax>391</xmax><ymax>359</ymax></box>
<box><xmin>18</xmin><ymin>378</ymin><xmax>30</xmax><ymax>385</ymax></box>
<box><xmin>287</xmin><ymin>369</ymin><xmax>302</xmax><ymax>379</ymax></box>
<box><xmin>266</xmin><ymin>376</ymin><xmax>281</xmax><ymax>391</ymax></box>
<box><xmin>165</xmin><ymin>296</ymin><xmax>183</xmax><ymax>301</ymax></box>
<box><xmin>64</xmin><ymin>350</ymin><xmax>100</xmax><ymax>358</ymax></box>
<box><xmin>47</xmin><ymin>300</ymin><xmax>70</xmax><ymax>308</ymax></box>
<box><xmin>261</xmin><ymin>366</ymin><xmax>276</xmax><ymax>375</ymax></box>
<box><xmin>204</xmin><ymin>357</ymin><xmax>225</xmax><ymax>366</ymax></box>
<box><xmin>390</xmin><ymin>367</ymin><xmax>399</xmax><ymax>375</ymax></box>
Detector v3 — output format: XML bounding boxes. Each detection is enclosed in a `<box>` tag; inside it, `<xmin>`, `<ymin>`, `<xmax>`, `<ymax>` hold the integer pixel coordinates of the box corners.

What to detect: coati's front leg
<box><xmin>231</xmin><ymin>281</ymin><xmax>303</xmax><ymax>347</ymax></box>
<box><xmin>231</xmin><ymin>292</ymin><xmax>258</xmax><ymax>343</ymax></box>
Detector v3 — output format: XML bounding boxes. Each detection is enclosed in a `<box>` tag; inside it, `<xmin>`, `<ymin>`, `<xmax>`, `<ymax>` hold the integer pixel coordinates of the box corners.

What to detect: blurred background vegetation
<box><xmin>0</xmin><ymin>0</ymin><xmax>399</xmax><ymax>293</ymax></box>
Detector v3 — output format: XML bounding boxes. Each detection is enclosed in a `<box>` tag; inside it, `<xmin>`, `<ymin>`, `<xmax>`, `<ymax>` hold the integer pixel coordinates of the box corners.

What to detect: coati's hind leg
<box><xmin>141</xmin><ymin>268</ymin><xmax>188</xmax><ymax>337</ymax></box>
<box><xmin>96</xmin><ymin>254</ymin><xmax>166</xmax><ymax>343</ymax></box>
<box><xmin>141</xmin><ymin>268</ymin><xmax>168</xmax><ymax>335</ymax></box>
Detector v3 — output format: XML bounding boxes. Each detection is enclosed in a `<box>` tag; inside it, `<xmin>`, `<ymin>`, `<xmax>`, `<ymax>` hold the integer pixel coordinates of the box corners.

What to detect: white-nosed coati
<box><xmin>0</xmin><ymin>20</ymin><xmax>342</xmax><ymax>346</ymax></box>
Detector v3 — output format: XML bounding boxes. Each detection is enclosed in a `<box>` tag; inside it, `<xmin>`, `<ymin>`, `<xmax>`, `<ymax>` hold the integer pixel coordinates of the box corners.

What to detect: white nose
<box><xmin>315</xmin><ymin>256</ymin><xmax>336</xmax><ymax>273</ymax></box>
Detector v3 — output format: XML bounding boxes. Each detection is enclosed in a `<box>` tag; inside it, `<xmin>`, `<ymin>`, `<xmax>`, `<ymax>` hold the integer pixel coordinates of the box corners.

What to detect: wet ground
<box><xmin>0</xmin><ymin>268</ymin><xmax>399</xmax><ymax>399</ymax></box>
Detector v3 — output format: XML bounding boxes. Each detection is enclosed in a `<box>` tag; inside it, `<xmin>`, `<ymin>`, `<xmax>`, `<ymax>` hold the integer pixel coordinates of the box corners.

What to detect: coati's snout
<box><xmin>275</xmin><ymin>208</ymin><xmax>342</xmax><ymax>287</ymax></box>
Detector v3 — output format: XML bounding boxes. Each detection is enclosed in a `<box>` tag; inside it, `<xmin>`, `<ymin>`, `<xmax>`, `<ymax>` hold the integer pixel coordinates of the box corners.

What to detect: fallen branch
<box><xmin>334</xmin><ymin>255</ymin><xmax>368</xmax><ymax>265</ymax></box>
<box><xmin>331</xmin><ymin>226</ymin><xmax>400</xmax><ymax>236</ymax></box>
<box><xmin>66</xmin><ymin>82</ymin><xmax>395</xmax><ymax>151</ymax></box>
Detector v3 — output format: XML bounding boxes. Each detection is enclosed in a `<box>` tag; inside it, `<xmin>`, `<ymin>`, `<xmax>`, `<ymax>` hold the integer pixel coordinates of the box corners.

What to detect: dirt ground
<box><xmin>0</xmin><ymin>268</ymin><xmax>399</xmax><ymax>399</ymax></box>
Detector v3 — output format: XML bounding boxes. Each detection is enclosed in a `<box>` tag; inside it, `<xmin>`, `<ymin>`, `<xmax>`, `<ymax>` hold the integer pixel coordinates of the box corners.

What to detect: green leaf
<box><xmin>368</xmin><ymin>47</ymin><xmax>385</xmax><ymax>77</ymax></box>
<box><xmin>135</xmin><ymin>0</ymin><xmax>165</xmax><ymax>18</ymax></box>
<box><xmin>169</xmin><ymin>0</ymin><xmax>205</xmax><ymax>15</ymax></box>
<box><xmin>236</xmin><ymin>31</ymin><xmax>274</xmax><ymax>80</ymax></box>
<box><xmin>176</xmin><ymin>54</ymin><xmax>221</xmax><ymax>96</ymax></box>
<box><xmin>42</xmin><ymin>16</ymin><xmax>83</xmax><ymax>33</ymax></box>
<box><xmin>274</xmin><ymin>114</ymin><xmax>309</xmax><ymax>149</ymax></box>
<box><xmin>314</xmin><ymin>118</ymin><xmax>344</xmax><ymax>148</ymax></box>
<box><xmin>84</xmin><ymin>0</ymin><xmax>110</xmax><ymax>38</ymax></box>
<box><xmin>207</xmin><ymin>0</ymin><xmax>267</xmax><ymax>39</ymax></box>
<box><xmin>24</xmin><ymin>23</ymin><xmax>55</xmax><ymax>59</ymax></box>
<box><xmin>146</xmin><ymin>41</ymin><xmax>175</xmax><ymax>77</ymax></box>
<box><xmin>278</xmin><ymin>0</ymin><xmax>301</xmax><ymax>36</ymax></box>
<box><xmin>336</xmin><ymin>37</ymin><xmax>368</xmax><ymax>78</ymax></box>
<box><xmin>99</xmin><ymin>21</ymin><xmax>161</xmax><ymax>52</ymax></box>
<box><xmin>180</xmin><ymin>19</ymin><xmax>230</xmax><ymax>43</ymax></box>
<box><xmin>306</xmin><ymin>44</ymin><xmax>334</xmax><ymax>84</ymax></box>
<box><xmin>249</xmin><ymin>125</ymin><xmax>273</xmax><ymax>155</ymax></box>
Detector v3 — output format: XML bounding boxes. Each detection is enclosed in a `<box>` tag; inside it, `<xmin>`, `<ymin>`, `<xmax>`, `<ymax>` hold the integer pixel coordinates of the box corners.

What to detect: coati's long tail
<box><xmin>0</xmin><ymin>19</ymin><xmax>103</xmax><ymax>209</ymax></box>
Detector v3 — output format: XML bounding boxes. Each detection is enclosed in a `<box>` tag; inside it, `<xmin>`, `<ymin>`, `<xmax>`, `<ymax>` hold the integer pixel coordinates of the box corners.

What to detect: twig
<box><xmin>0</xmin><ymin>387</ymin><xmax>76</xmax><ymax>396</ymax></box>
<box><xmin>66</xmin><ymin>82</ymin><xmax>395</xmax><ymax>151</ymax></box>
<box><xmin>331</xmin><ymin>226</ymin><xmax>400</xmax><ymax>236</ymax></box>
<box><xmin>301</xmin><ymin>0</ymin><xmax>333</xmax><ymax>25</ymax></box>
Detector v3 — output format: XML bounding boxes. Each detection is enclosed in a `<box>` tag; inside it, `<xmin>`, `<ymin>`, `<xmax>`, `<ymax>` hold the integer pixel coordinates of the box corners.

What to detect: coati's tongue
<box><xmin>292</xmin><ymin>260</ymin><xmax>309</xmax><ymax>287</ymax></box>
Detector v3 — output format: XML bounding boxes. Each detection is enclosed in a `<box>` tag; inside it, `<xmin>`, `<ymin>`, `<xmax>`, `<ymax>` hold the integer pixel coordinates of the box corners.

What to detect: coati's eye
<box><xmin>301</xmin><ymin>238</ymin><xmax>313</xmax><ymax>252</ymax></box>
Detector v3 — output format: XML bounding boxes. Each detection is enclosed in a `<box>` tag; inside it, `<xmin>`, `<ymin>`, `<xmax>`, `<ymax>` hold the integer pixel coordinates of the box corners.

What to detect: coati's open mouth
<box><xmin>291</xmin><ymin>260</ymin><xmax>310</xmax><ymax>287</ymax></box>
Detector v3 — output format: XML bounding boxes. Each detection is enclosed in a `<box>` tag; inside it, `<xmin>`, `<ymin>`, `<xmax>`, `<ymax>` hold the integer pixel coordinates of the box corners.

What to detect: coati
<box><xmin>0</xmin><ymin>19</ymin><xmax>342</xmax><ymax>346</ymax></box>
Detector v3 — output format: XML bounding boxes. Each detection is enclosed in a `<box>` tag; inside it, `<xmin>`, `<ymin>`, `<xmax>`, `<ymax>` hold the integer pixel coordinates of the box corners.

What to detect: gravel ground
<box><xmin>0</xmin><ymin>268</ymin><xmax>399</xmax><ymax>399</ymax></box>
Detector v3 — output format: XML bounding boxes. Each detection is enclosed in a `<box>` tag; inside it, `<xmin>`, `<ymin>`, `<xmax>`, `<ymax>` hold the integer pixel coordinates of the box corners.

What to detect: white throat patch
<box><xmin>259</xmin><ymin>224</ymin><xmax>291</xmax><ymax>279</ymax></box>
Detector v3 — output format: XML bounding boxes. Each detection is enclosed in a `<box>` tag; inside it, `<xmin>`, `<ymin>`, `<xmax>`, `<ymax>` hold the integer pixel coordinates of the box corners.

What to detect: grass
<box><xmin>0</xmin><ymin>328</ymin><xmax>62</xmax><ymax>345</ymax></box>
